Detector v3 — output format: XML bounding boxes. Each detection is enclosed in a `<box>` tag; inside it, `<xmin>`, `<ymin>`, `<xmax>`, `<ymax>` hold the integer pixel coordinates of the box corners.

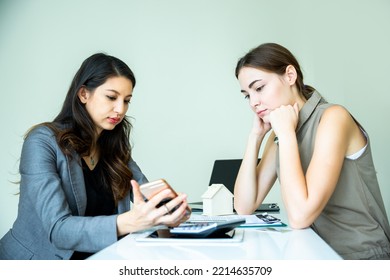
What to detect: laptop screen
<box><xmin>206</xmin><ymin>158</ymin><xmax>280</xmax><ymax>213</ymax></box>
<box><xmin>208</xmin><ymin>159</ymin><xmax>260</xmax><ymax>194</ymax></box>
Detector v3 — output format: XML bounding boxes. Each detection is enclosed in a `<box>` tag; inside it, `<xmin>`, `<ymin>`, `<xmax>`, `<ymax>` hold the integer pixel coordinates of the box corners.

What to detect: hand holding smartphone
<box><xmin>139</xmin><ymin>179</ymin><xmax>191</xmax><ymax>218</ymax></box>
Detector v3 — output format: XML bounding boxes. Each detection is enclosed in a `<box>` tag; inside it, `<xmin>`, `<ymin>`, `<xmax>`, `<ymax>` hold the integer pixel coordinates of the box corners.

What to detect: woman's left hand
<box><xmin>269</xmin><ymin>103</ymin><xmax>299</xmax><ymax>138</ymax></box>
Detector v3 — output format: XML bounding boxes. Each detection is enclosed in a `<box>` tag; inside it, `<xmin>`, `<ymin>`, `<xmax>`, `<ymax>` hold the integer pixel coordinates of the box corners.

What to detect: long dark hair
<box><xmin>35</xmin><ymin>53</ymin><xmax>136</xmax><ymax>203</ymax></box>
<box><xmin>235</xmin><ymin>43</ymin><xmax>315</xmax><ymax>100</ymax></box>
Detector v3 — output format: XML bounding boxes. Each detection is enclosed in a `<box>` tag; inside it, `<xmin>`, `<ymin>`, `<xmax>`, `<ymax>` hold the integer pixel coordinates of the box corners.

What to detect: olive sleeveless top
<box><xmin>276</xmin><ymin>91</ymin><xmax>390</xmax><ymax>259</ymax></box>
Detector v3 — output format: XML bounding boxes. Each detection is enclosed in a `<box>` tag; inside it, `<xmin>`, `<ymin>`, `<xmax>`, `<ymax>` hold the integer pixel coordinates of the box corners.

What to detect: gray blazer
<box><xmin>0</xmin><ymin>125</ymin><xmax>148</xmax><ymax>260</ymax></box>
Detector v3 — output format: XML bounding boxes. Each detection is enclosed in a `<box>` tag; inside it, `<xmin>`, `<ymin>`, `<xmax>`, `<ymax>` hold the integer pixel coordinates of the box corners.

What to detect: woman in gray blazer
<box><xmin>0</xmin><ymin>53</ymin><xmax>189</xmax><ymax>260</ymax></box>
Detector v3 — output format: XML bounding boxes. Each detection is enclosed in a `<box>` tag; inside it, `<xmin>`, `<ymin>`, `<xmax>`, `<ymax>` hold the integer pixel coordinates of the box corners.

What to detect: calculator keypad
<box><xmin>170</xmin><ymin>222</ymin><xmax>217</xmax><ymax>234</ymax></box>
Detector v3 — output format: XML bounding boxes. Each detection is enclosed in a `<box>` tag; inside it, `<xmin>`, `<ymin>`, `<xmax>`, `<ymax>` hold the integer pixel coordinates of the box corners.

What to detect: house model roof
<box><xmin>201</xmin><ymin>184</ymin><xmax>234</xmax><ymax>199</ymax></box>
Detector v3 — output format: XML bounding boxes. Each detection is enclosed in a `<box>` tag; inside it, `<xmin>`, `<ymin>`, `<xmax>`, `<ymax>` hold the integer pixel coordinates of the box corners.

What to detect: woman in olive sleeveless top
<box><xmin>233</xmin><ymin>43</ymin><xmax>390</xmax><ymax>259</ymax></box>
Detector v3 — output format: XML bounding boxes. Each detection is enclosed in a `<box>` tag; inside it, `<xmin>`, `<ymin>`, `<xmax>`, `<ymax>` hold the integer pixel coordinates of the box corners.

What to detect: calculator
<box><xmin>169</xmin><ymin>218</ymin><xmax>246</xmax><ymax>238</ymax></box>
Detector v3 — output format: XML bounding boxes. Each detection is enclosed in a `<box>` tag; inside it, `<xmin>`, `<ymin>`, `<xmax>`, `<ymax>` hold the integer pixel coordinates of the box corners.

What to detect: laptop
<box><xmin>207</xmin><ymin>159</ymin><xmax>279</xmax><ymax>212</ymax></box>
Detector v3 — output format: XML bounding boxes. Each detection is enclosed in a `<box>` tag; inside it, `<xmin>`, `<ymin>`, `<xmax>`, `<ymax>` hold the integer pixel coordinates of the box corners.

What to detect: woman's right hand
<box><xmin>116</xmin><ymin>180</ymin><xmax>188</xmax><ymax>236</ymax></box>
<box><xmin>251</xmin><ymin>114</ymin><xmax>272</xmax><ymax>137</ymax></box>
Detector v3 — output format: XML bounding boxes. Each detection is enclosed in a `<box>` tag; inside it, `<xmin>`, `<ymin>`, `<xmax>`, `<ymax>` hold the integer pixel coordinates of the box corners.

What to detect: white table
<box><xmin>89</xmin><ymin>221</ymin><xmax>341</xmax><ymax>260</ymax></box>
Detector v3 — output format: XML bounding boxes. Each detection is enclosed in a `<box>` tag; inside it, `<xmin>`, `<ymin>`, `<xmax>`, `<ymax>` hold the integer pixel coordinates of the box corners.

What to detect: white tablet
<box><xmin>135</xmin><ymin>228</ymin><xmax>244</xmax><ymax>243</ymax></box>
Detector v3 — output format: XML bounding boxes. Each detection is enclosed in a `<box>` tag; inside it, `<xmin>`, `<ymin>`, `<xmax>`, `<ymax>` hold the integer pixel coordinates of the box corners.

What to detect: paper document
<box><xmin>189</xmin><ymin>213</ymin><xmax>286</xmax><ymax>227</ymax></box>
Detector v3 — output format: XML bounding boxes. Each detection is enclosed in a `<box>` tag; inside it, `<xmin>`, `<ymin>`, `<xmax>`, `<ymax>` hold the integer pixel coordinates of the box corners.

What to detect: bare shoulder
<box><xmin>321</xmin><ymin>105</ymin><xmax>356</xmax><ymax>130</ymax></box>
<box><xmin>316</xmin><ymin>105</ymin><xmax>355</xmax><ymax>145</ymax></box>
<box><xmin>318</xmin><ymin>105</ymin><xmax>364</xmax><ymax>155</ymax></box>
<box><xmin>322</xmin><ymin>104</ymin><xmax>351</xmax><ymax>120</ymax></box>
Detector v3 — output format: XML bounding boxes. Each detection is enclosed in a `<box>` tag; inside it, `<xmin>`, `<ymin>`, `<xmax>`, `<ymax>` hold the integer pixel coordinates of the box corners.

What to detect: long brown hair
<box><xmin>235</xmin><ymin>43</ymin><xmax>315</xmax><ymax>100</ymax></box>
<box><xmin>30</xmin><ymin>53</ymin><xmax>136</xmax><ymax>203</ymax></box>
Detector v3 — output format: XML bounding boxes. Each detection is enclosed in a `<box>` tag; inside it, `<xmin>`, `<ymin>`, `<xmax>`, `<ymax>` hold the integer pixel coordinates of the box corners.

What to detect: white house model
<box><xmin>201</xmin><ymin>184</ymin><xmax>234</xmax><ymax>216</ymax></box>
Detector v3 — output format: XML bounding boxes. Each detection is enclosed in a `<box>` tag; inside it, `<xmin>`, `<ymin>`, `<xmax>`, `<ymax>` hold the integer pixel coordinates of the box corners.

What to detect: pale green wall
<box><xmin>1</xmin><ymin>0</ymin><xmax>389</xmax><ymax>237</ymax></box>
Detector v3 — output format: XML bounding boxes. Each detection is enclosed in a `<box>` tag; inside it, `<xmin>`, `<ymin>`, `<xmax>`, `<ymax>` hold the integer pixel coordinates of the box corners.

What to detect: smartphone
<box><xmin>139</xmin><ymin>179</ymin><xmax>191</xmax><ymax>217</ymax></box>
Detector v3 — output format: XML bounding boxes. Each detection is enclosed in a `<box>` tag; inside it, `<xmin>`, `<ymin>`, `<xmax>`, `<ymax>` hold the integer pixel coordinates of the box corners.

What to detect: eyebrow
<box><xmin>240</xmin><ymin>79</ymin><xmax>262</xmax><ymax>93</ymax></box>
